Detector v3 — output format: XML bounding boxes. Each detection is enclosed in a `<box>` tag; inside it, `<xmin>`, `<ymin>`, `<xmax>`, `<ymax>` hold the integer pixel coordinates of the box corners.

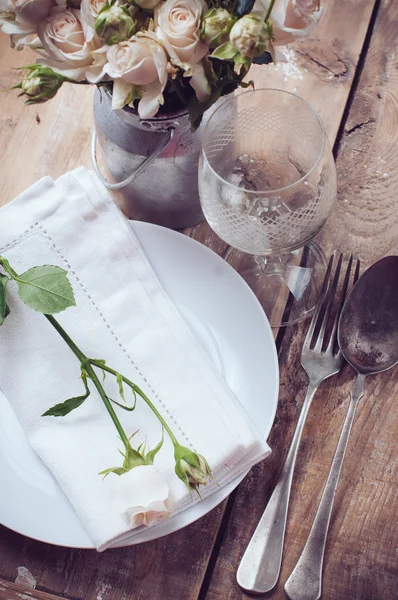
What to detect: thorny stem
<box><xmin>45</xmin><ymin>315</ymin><xmax>130</xmax><ymax>449</ymax></box>
<box><xmin>90</xmin><ymin>359</ymin><xmax>179</xmax><ymax>447</ymax></box>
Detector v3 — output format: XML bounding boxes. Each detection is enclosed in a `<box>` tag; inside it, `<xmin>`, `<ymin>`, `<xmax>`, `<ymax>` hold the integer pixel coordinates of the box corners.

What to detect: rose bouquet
<box><xmin>0</xmin><ymin>0</ymin><xmax>322</xmax><ymax>127</ymax></box>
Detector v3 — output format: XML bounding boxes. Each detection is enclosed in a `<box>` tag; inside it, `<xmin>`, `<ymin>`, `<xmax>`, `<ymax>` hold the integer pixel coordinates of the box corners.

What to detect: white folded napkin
<box><xmin>0</xmin><ymin>168</ymin><xmax>270</xmax><ymax>551</ymax></box>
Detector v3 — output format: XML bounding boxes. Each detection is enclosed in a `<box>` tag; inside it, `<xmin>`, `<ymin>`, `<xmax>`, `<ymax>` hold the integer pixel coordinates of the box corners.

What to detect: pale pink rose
<box><xmin>80</xmin><ymin>0</ymin><xmax>105</xmax><ymax>29</ymax></box>
<box><xmin>109</xmin><ymin>465</ymin><xmax>172</xmax><ymax>528</ymax></box>
<box><xmin>14</xmin><ymin>0</ymin><xmax>55</xmax><ymax>23</ymax></box>
<box><xmin>37</xmin><ymin>7</ymin><xmax>94</xmax><ymax>78</ymax></box>
<box><xmin>99</xmin><ymin>31</ymin><xmax>168</xmax><ymax>118</ymax></box>
<box><xmin>0</xmin><ymin>0</ymin><xmax>55</xmax><ymax>48</ymax></box>
<box><xmin>155</xmin><ymin>0</ymin><xmax>208</xmax><ymax>65</ymax></box>
<box><xmin>106</xmin><ymin>39</ymin><xmax>160</xmax><ymax>85</ymax></box>
<box><xmin>253</xmin><ymin>0</ymin><xmax>323</xmax><ymax>46</ymax></box>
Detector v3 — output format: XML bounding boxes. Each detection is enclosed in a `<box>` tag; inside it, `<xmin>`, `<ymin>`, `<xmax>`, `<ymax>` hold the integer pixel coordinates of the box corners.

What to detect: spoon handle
<box><xmin>236</xmin><ymin>382</ymin><xmax>318</xmax><ymax>594</ymax></box>
<box><xmin>284</xmin><ymin>374</ymin><xmax>366</xmax><ymax>600</ymax></box>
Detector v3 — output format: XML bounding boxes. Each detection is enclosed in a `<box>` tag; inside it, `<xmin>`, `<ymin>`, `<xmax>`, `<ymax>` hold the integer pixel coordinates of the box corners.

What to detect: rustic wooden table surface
<box><xmin>0</xmin><ymin>0</ymin><xmax>397</xmax><ymax>598</ymax></box>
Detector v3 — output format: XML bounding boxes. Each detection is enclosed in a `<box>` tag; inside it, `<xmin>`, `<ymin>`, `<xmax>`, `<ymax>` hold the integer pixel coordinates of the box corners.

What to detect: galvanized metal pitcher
<box><xmin>92</xmin><ymin>88</ymin><xmax>208</xmax><ymax>229</ymax></box>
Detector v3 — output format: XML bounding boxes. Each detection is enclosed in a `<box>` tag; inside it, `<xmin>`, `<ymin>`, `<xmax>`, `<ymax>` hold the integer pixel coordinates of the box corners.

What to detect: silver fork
<box><xmin>237</xmin><ymin>253</ymin><xmax>359</xmax><ymax>595</ymax></box>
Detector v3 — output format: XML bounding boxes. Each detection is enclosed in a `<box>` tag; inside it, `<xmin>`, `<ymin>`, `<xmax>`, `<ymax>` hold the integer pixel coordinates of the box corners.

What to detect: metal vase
<box><xmin>92</xmin><ymin>88</ymin><xmax>208</xmax><ymax>229</ymax></box>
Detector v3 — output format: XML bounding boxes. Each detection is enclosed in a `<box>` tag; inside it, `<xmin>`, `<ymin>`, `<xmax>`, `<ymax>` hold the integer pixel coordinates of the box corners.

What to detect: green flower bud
<box><xmin>95</xmin><ymin>4</ymin><xmax>135</xmax><ymax>45</ymax></box>
<box><xmin>229</xmin><ymin>14</ymin><xmax>271</xmax><ymax>58</ymax></box>
<box><xmin>174</xmin><ymin>444</ymin><xmax>212</xmax><ymax>493</ymax></box>
<box><xmin>15</xmin><ymin>65</ymin><xmax>66</xmax><ymax>105</ymax></box>
<box><xmin>201</xmin><ymin>8</ymin><xmax>236</xmax><ymax>48</ymax></box>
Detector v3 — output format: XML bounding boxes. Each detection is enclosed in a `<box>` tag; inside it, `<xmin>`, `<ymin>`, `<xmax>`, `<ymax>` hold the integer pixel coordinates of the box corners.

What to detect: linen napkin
<box><xmin>0</xmin><ymin>168</ymin><xmax>270</xmax><ymax>551</ymax></box>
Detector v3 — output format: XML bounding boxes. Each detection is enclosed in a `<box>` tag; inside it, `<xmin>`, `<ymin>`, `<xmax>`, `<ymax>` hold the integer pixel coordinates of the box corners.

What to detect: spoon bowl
<box><xmin>338</xmin><ymin>255</ymin><xmax>398</xmax><ymax>375</ymax></box>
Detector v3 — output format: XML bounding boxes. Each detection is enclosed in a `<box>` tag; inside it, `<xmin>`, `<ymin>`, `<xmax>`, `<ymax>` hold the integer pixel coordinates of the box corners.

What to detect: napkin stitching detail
<box><xmin>34</xmin><ymin>223</ymin><xmax>194</xmax><ymax>449</ymax></box>
<box><xmin>0</xmin><ymin>224</ymin><xmax>37</xmax><ymax>253</ymax></box>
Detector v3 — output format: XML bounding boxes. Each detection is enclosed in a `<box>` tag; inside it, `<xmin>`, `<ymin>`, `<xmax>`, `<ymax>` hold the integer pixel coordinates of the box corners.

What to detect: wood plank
<box><xmin>0</xmin><ymin>42</ymin><xmax>94</xmax><ymax>207</ymax></box>
<box><xmin>205</xmin><ymin>1</ymin><xmax>398</xmax><ymax>599</ymax></box>
<box><xmin>251</xmin><ymin>0</ymin><xmax>378</xmax><ymax>142</ymax></box>
<box><xmin>0</xmin><ymin>578</ymin><xmax>66</xmax><ymax>600</ymax></box>
<box><xmin>0</xmin><ymin>1</ymin><xmax>378</xmax><ymax>599</ymax></box>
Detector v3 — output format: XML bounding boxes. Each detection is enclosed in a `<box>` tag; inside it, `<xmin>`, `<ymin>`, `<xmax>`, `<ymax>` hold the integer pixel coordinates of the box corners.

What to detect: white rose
<box><xmin>80</xmin><ymin>0</ymin><xmax>105</xmax><ymax>29</ymax></box>
<box><xmin>253</xmin><ymin>0</ymin><xmax>323</xmax><ymax>46</ymax></box>
<box><xmin>155</xmin><ymin>0</ymin><xmax>207</xmax><ymax>65</ymax></box>
<box><xmin>109</xmin><ymin>465</ymin><xmax>172</xmax><ymax>528</ymax></box>
<box><xmin>36</xmin><ymin>7</ymin><xmax>94</xmax><ymax>79</ymax></box>
<box><xmin>100</xmin><ymin>31</ymin><xmax>168</xmax><ymax>118</ymax></box>
<box><xmin>14</xmin><ymin>0</ymin><xmax>55</xmax><ymax>23</ymax></box>
<box><xmin>155</xmin><ymin>0</ymin><xmax>211</xmax><ymax>103</ymax></box>
<box><xmin>0</xmin><ymin>0</ymin><xmax>55</xmax><ymax>48</ymax></box>
<box><xmin>106</xmin><ymin>37</ymin><xmax>161</xmax><ymax>84</ymax></box>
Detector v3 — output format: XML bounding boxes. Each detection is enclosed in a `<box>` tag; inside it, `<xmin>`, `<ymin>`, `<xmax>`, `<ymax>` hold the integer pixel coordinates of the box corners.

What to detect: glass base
<box><xmin>225</xmin><ymin>242</ymin><xmax>327</xmax><ymax>327</ymax></box>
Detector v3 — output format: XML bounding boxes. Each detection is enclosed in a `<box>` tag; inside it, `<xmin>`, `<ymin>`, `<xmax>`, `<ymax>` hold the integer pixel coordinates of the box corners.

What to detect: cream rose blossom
<box><xmin>155</xmin><ymin>0</ymin><xmax>210</xmax><ymax>101</ymax></box>
<box><xmin>109</xmin><ymin>465</ymin><xmax>172</xmax><ymax>528</ymax></box>
<box><xmin>155</xmin><ymin>0</ymin><xmax>207</xmax><ymax>64</ymax></box>
<box><xmin>96</xmin><ymin>31</ymin><xmax>168</xmax><ymax>118</ymax></box>
<box><xmin>0</xmin><ymin>0</ymin><xmax>55</xmax><ymax>48</ymax></box>
<box><xmin>253</xmin><ymin>0</ymin><xmax>323</xmax><ymax>46</ymax></box>
<box><xmin>14</xmin><ymin>0</ymin><xmax>55</xmax><ymax>23</ymax></box>
<box><xmin>80</xmin><ymin>0</ymin><xmax>105</xmax><ymax>37</ymax></box>
<box><xmin>36</xmin><ymin>7</ymin><xmax>95</xmax><ymax>80</ymax></box>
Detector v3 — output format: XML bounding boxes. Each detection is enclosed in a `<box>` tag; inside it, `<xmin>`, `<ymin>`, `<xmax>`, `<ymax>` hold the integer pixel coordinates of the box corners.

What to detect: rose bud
<box><xmin>174</xmin><ymin>444</ymin><xmax>212</xmax><ymax>493</ymax></box>
<box><xmin>200</xmin><ymin>7</ymin><xmax>236</xmax><ymax>47</ymax></box>
<box><xmin>95</xmin><ymin>3</ymin><xmax>135</xmax><ymax>45</ymax></box>
<box><xmin>14</xmin><ymin>64</ymin><xmax>66</xmax><ymax>104</ymax></box>
<box><xmin>229</xmin><ymin>13</ymin><xmax>270</xmax><ymax>58</ymax></box>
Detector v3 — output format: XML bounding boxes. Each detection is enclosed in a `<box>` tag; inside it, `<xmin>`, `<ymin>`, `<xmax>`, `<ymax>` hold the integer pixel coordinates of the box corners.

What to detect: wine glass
<box><xmin>198</xmin><ymin>89</ymin><xmax>337</xmax><ymax>327</ymax></box>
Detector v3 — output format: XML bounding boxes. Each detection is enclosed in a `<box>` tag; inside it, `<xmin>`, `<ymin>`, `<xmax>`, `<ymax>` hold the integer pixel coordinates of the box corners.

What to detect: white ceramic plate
<box><xmin>0</xmin><ymin>221</ymin><xmax>279</xmax><ymax>548</ymax></box>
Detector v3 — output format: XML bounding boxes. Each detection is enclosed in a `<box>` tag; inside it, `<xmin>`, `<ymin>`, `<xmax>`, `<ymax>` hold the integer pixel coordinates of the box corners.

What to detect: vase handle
<box><xmin>91</xmin><ymin>127</ymin><xmax>175</xmax><ymax>190</ymax></box>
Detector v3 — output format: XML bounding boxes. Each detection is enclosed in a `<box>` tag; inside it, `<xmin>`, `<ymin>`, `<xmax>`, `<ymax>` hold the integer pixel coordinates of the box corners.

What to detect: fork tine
<box><xmin>327</xmin><ymin>254</ymin><xmax>355</xmax><ymax>354</ymax></box>
<box><xmin>313</xmin><ymin>253</ymin><xmax>343</xmax><ymax>351</ymax></box>
<box><xmin>304</xmin><ymin>254</ymin><xmax>334</xmax><ymax>349</ymax></box>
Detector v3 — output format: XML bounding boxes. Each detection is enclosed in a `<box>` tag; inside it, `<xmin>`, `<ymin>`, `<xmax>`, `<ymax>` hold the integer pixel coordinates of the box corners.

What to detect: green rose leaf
<box><xmin>16</xmin><ymin>265</ymin><xmax>76</xmax><ymax>314</ymax></box>
<box><xmin>42</xmin><ymin>391</ymin><xmax>90</xmax><ymax>417</ymax></box>
<box><xmin>0</xmin><ymin>274</ymin><xmax>9</xmax><ymax>325</ymax></box>
<box><xmin>43</xmin><ymin>371</ymin><xmax>90</xmax><ymax>416</ymax></box>
<box><xmin>211</xmin><ymin>41</ymin><xmax>238</xmax><ymax>61</ymax></box>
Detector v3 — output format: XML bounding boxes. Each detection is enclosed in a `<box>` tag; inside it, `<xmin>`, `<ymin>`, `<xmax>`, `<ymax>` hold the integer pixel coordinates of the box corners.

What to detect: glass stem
<box><xmin>255</xmin><ymin>254</ymin><xmax>292</xmax><ymax>274</ymax></box>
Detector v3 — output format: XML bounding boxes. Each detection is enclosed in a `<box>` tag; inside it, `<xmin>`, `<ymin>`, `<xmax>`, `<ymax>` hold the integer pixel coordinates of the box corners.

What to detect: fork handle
<box><xmin>237</xmin><ymin>382</ymin><xmax>318</xmax><ymax>594</ymax></box>
<box><xmin>284</xmin><ymin>373</ymin><xmax>366</xmax><ymax>600</ymax></box>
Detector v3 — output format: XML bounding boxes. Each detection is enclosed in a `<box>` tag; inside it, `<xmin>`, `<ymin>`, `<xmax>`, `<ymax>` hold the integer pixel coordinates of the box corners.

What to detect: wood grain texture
<box><xmin>0</xmin><ymin>578</ymin><xmax>66</xmax><ymax>600</ymax></box>
<box><xmin>205</xmin><ymin>1</ymin><xmax>398</xmax><ymax>599</ymax></box>
<box><xmin>0</xmin><ymin>1</ymin><xmax>390</xmax><ymax>599</ymax></box>
<box><xmin>250</xmin><ymin>0</ymin><xmax>377</xmax><ymax>142</ymax></box>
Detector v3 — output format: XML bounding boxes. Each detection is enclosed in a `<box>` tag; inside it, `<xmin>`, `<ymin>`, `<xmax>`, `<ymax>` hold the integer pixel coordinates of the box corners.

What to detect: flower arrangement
<box><xmin>0</xmin><ymin>0</ymin><xmax>322</xmax><ymax>127</ymax></box>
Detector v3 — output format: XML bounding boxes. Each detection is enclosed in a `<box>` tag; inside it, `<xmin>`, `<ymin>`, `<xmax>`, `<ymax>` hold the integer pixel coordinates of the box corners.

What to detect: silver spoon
<box><xmin>285</xmin><ymin>255</ymin><xmax>398</xmax><ymax>600</ymax></box>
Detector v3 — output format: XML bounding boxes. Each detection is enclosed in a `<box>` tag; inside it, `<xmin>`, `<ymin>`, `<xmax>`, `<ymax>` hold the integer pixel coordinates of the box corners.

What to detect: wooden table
<box><xmin>0</xmin><ymin>0</ymin><xmax>397</xmax><ymax>598</ymax></box>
